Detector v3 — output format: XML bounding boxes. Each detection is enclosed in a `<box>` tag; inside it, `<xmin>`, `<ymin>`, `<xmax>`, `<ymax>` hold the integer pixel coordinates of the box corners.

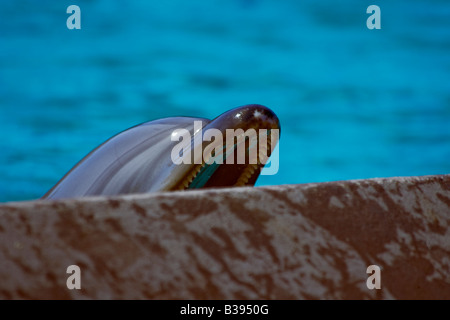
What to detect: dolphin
<box><xmin>42</xmin><ymin>104</ymin><xmax>280</xmax><ymax>200</ymax></box>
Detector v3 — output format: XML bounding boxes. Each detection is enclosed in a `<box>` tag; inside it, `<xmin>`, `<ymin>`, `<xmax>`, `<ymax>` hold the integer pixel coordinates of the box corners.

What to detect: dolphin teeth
<box><xmin>177</xmin><ymin>162</ymin><xmax>206</xmax><ymax>190</ymax></box>
<box><xmin>234</xmin><ymin>163</ymin><xmax>259</xmax><ymax>187</ymax></box>
<box><xmin>189</xmin><ymin>165</ymin><xmax>203</xmax><ymax>182</ymax></box>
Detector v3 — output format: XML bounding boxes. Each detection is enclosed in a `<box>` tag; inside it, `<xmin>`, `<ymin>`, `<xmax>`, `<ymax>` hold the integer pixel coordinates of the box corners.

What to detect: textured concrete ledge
<box><xmin>0</xmin><ymin>175</ymin><xmax>449</xmax><ymax>299</ymax></box>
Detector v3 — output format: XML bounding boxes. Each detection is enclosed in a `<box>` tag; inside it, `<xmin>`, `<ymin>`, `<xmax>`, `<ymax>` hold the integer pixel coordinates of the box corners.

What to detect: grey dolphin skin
<box><xmin>42</xmin><ymin>104</ymin><xmax>280</xmax><ymax>200</ymax></box>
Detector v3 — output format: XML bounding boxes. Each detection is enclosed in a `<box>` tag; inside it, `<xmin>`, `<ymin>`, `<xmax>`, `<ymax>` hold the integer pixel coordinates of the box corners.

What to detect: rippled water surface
<box><xmin>1</xmin><ymin>1</ymin><xmax>449</xmax><ymax>202</ymax></box>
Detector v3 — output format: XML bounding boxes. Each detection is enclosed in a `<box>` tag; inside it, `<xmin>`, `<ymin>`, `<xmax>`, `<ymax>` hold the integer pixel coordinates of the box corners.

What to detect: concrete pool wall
<box><xmin>0</xmin><ymin>174</ymin><xmax>449</xmax><ymax>299</ymax></box>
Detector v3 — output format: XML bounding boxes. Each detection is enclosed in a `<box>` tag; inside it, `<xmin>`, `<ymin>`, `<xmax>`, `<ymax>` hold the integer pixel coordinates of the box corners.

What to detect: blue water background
<box><xmin>1</xmin><ymin>0</ymin><xmax>449</xmax><ymax>202</ymax></box>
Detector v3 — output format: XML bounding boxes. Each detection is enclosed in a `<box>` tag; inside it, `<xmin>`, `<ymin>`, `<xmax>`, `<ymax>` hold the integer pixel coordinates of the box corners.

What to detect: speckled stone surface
<box><xmin>0</xmin><ymin>175</ymin><xmax>449</xmax><ymax>299</ymax></box>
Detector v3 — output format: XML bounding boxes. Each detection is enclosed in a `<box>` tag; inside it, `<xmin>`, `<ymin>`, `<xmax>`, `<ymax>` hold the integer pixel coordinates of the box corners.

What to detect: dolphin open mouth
<box><xmin>172</xmin><ymin>127</ymin><xmax>278</xmax><ymax>190</ymax></box>
<box><xmin>168</xmin><ymin>104</ymin><xmax>280</xmax><ymax>191</ymax></box>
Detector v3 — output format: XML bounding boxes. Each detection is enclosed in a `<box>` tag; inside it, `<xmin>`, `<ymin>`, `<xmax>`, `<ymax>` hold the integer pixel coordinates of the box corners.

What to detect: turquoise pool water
<box><xmin>1</xmin><ymin>1</ymin><xmax>449</xmax><ymax>202</ymax></box>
